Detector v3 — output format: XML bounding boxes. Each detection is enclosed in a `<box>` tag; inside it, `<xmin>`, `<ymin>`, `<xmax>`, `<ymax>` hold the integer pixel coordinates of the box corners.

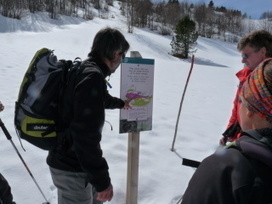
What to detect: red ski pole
<box><xmin>171</xmin><ymin>55</ymin><xmax>195</xmax><ymax>151</ymax></box>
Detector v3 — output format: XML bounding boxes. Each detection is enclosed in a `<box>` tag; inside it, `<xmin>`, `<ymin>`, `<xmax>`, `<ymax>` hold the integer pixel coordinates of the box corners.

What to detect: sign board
<box><xmin>120</xmin><ymin>57</ymin><xmax>155</xmax><ymax>133</ymax></box>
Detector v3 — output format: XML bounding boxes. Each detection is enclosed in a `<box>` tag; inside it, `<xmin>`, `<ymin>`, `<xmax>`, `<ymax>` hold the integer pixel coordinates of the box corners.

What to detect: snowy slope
<box><xmin>0</xmin><ymin>2</ymin><xmax>242</xmax><ymax>204</ymax></box>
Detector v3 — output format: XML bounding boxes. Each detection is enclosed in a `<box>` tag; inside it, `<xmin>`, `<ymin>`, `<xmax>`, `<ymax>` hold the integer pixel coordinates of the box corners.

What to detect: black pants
<box><xmin>0</xmin><ymin>173</ymin><xmax>15</xmax><ymax>204</ymax></box>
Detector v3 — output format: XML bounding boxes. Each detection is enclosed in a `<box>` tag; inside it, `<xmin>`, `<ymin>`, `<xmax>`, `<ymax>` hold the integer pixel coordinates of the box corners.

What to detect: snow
<box><xmin>0</xmin><ymin>2</ymin><xmax>243</xmax><ymax>204</ymax></box>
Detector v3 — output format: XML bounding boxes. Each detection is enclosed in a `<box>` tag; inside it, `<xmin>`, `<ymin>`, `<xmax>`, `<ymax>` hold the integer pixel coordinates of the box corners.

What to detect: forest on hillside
<box><xmin>1</xmin><ymin>0</ymin><xmax>272</xmax><ymax>42</ymax></box>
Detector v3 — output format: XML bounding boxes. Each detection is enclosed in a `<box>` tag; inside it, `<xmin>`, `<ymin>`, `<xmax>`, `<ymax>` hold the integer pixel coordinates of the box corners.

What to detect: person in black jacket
<box><xmin>47</xmin><ymin>27</ymin><xmax>130</xmax><ymax>204</ymax></box>
<box><xmin>0</xmin><ymin>101</ymin><xmax>16</xmax><ymax>204</ymax></box>
<box><xmin>0</xmin><ymin>173</ymin><xmax>16</xmax><ymax>204</ymax></box>
<box><xmin>181</xmin><ymin>59</ymin><xmax>272</xmax><ymax>204</ymax></box>
<box><xmin>0</xmin><ymin>101</ymin><xmax>3</xmax><ymax>112</ymax></box>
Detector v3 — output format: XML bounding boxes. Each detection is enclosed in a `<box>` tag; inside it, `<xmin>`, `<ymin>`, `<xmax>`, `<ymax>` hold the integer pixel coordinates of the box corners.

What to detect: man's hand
<box><xmin>219</xmin><ymin>136</ymin><xmax>234</xmax><ymax>145</ymax></box>
<box><xmin>219</xmin><ymin>136</ymin><xmax>227</xmax><ymax>145</ymax></box>
<box><xmin>96</xmin><ymin>184</ymin><xmax>113</xmax><ymax>202</ymax></box>
<box><xmin>123</xmin><ymin>99</ymin><xmax>132</xmax><ymax>110</ymax></box>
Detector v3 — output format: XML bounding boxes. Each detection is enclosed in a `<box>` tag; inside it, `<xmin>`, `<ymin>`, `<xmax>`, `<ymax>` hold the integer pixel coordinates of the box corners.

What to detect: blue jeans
<box><xmin>49</xmin><ymin>167</ymin><xmax>102</xmax><ymax>204</ymax></box>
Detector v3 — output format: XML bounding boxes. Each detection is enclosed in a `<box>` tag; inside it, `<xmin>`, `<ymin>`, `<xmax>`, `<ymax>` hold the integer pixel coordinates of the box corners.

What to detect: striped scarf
<box><xmin>239</xmin><ymin>58</ymin><xmax>272</xmax><ymax>122</ymax></box>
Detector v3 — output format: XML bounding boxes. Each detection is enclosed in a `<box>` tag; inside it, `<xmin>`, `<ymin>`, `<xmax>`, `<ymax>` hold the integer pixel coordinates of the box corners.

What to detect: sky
<box><xmin>0</xmin><ymin>1</ymin><xmax>243</xmax><ymax>204</ymax></box>
<box><xmin>153</xmin><ymin>0</ymin><xmax>270</xmax><ymax>19</ymax></box>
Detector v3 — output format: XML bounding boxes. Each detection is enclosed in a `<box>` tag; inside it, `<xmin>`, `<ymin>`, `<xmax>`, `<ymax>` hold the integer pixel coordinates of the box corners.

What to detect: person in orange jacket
<box><xmin>220</xmin><ymin>30</ymin><xmax>272</xmax><ymax>145</ymax></box>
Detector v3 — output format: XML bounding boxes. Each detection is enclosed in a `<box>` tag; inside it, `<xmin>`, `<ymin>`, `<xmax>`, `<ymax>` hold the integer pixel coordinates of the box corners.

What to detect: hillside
<box><xmin>0</xmin><ymin>1</ymin><xmax>242</xmax><ymax>204</ymax></box>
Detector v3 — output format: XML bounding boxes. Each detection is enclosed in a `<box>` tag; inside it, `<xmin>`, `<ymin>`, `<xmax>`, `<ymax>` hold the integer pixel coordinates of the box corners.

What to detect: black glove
<box><xmin>222</xmin><ymin>122</ymin><xmax>241</xmax><ymax>139</ymax></box>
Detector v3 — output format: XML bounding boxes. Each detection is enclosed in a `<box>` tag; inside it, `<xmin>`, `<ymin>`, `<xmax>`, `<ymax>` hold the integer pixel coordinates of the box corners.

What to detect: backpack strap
<box><xmin>243</xmin><ymin>129</ymin><xmax>272</xmax><ymax>147</ymax></box>
<box><xmin>57</xmin><ymin>58</ymin><xmax>82</xmax><ymax>128</ymax></box>
<box><xmin>225</xmin><ymin>130</ymin><xmax>265</xmax><ymax>151</ymax></box>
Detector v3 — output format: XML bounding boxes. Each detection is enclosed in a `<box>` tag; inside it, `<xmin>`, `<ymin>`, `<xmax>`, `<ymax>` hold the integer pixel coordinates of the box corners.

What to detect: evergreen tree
<box><xmin>170</xmin><ymin>15</ymin><xmax>198</xmax><ymax>58</ymax></box>
<box><xmin>208</xmin><ymin>1</ymin><xmax>214</xmax><ymax>9</ymax></box>
<box><xmin>168</xmin><ymin>0</ymin><xmax>179</xmax><ymax>3</ymax></box>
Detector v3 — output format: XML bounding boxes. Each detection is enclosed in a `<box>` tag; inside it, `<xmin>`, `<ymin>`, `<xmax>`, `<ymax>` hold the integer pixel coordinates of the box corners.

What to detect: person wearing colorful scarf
<box><xmin>181</xmin><ymin>59</ymin><xmax>272</xmax><ymax>204</ymax></box>
<box><xmin>221</xmin><ymin>30</ymin><xmax>272</xmax><ymax>145</ymax></box>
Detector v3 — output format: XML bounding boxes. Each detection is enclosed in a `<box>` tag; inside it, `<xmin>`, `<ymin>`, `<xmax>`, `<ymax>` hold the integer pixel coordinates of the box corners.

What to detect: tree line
<box><xmin>1</xmin><ymin>0</ymin><xmax>271</xmax><ymax>57</ymax></box>
<box><xmin>1</xmin><ymin>0</ymin><xmax>271</xmax><ymax>39</ymax></box>
<box><xmin>0</xmin><ymin>0</ymin><xmax>114</xmax><ymax>20</ymax></box>
<box><xmin>121</xmin><ymin>0</ymin><xmax>272</xmax><ymax>42</ymax></box>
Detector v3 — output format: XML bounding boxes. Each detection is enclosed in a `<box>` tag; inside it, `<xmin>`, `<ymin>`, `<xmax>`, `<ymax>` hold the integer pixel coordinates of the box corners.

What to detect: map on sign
<box><xmin>119</xmin><ymin>57</ymin><xmax>155</xmax><ymax>133</ymax></box>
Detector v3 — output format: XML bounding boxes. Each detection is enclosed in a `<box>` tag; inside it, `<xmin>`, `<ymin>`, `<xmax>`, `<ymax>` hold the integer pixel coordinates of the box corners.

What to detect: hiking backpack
<box><xmin>14</xmin><ymin>48</ymin><xmax>81</xmax><ymax>150</ymax></box>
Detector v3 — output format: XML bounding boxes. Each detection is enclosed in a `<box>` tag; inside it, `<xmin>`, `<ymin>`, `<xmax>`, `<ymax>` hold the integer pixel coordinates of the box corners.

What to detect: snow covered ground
<box><xmin>0</xmin><ymin>2</ymin><xmax>243</xmax><ymax>204</ymax></box>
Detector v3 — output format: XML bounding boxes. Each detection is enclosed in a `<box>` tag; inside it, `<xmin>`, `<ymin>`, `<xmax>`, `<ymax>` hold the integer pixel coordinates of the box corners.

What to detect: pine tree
<box><xmin>208</xmin><ymin>1</ymin><xmax>214</xmax><ymax>9</ymax></box>
<box><xmin>168</xmin><ymin>0</ymin><xmax>179</xmax><ymax>4</ymax></box>
<box><xmin>170</xmin><ymin>15</ymin><xmax>199</xmax><ymax>59</ymax></box>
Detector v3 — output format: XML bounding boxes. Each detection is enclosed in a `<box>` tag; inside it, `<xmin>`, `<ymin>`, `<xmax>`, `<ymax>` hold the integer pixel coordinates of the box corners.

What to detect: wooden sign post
<box><xmin>126</xmin><ymin>131</ymin><xmax>140</xmax><ymax>204</ymax></box>
<box><xmin>126</xmin><ymin>51</ymin><xmax>141</xmax><ymax>204</ymax></box>
<box><xmin>120</xmin><ymin>51</ymin><xmax>154</xmax><ymax>204</ymax></box>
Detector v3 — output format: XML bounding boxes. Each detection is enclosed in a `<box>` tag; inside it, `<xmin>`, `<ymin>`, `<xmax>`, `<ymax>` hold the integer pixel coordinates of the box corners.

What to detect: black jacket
<box><xmin>0</xmin><ymin>173</ymin><xmax>15</xmax><ymax>204</ymax></box>
<box><xmin>181</xmin><ymin>128</ymin><xmax>272</xmax><ymax>204</ymax></box>
<box><xmin>47</xmin><ymin>57</ymin><xmax>124</xmax><ymax>192</ymax></box>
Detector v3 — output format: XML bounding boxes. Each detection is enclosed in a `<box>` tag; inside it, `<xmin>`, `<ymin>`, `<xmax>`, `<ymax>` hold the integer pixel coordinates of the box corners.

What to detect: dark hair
<box><xmin>237</xmin><ymin>30</ymin><xmax>272</xmax><ymax>57</ymax></box>
<box><xmin>88</xmin><ymin>27</ymin><xmax>130</xmax><ymax>60</ymax></box>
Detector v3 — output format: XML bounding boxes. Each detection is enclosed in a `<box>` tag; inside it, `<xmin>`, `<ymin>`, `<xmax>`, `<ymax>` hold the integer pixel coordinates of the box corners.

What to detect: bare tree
<box><xmin>147</xmin><ymin>8</ymin><xmax>156</xmax><ymax>30</ymax></box>
<box><xmin>260</xmin><ymin>11</ymin><xmax>272</xmax><ymax>19</ymax></box>
<box><xmin>258</xmin><ymin>19</ymin><xmax>272</xmax><ymax>33</ymax></box>
<box><xmin>225</xmin><ymin>9</ymin><xmax>243</xmax><ymax>36</ymax></box>
<box><xmin>133</xmin><ymin>0</ymin><xmax>153</xmax><ymax>28</ymax></box>
<box><xmin>0</xmin><ymin>0</ymin><xmax>26</xmax><ymax>19</ymax></box>
<box><xmin>106</xmin><ymin>0</ymin><xmax>114</xmax><ymax>6</ymax></box>
<box><xmin>28</xmin><ymin>0</ymin><xmax>40</xmax><ymax>13</ymax></box>
<box><xmin>125</xmin><ymin>0</ymin><xmax>135</xmax><ymax>33</ymax></box>
<box><xmin>216</xmin><ymin>14</ymin><xmax>228</xmax><ymax>41</ymax></box>
<box><xmin>92</xmin><ymin>0</ymin><xmax>100</xmax><ymax>9</ymax></box>
<box><xmin>45</xmin><ymin>0</ymin><xmax>58</xmax><ymax>19</ymax></box>
<box><xmin>164</xmin><ymin>0</ymin><xmax>181</xmax><ymax>27</ymax></box>
<box><xmin>154</xmin><ymin>1</ymin><xmax>172</xmax><ymax>35</ymax></box>
<box><xmin>194</xmin><ymin>3</ymin><xmax>207</xmax><ymax>37</ymax></box>
<box><xmin>243</xmin><ymin>20</ymin><xmax>257</xmax><ymax>34</ymax></box>
<box><xmin>83</xmin><ymin>1</ymin><xmax>94</xmax><ymax>20</ymax></box>
<box><xmin>205</xmin><ymin>7</ymin><xmax>216</xmax><ymax>38</ymax></box>
<box><xmin>180</xmin><ymin>1</ymin><xmax>192</xmax><ymax>17</ymax></box>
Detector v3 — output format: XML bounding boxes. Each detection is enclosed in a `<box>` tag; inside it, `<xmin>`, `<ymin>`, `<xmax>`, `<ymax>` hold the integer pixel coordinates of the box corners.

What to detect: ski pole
<box><xmin>0</xmin><ymin>118</ymin><xmax>50</xmax><ymax>204</ymax></box>
<box><xmin>171</xmin><ymin>55</ymin><xmax>195</xmax><ymax>151</ymax></box>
